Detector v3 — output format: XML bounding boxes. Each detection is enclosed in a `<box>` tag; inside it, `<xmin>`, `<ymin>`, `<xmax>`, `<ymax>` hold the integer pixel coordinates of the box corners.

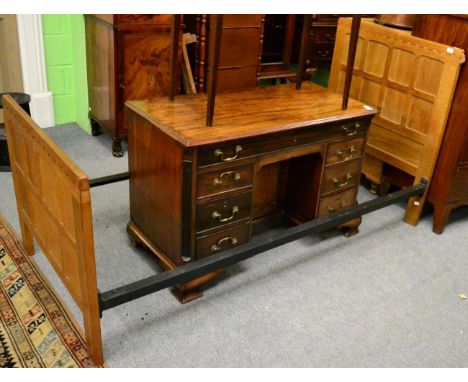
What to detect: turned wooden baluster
<box><xmin>169</xmin><ymin>14</ymin><xmax>182</xmax><ymax>101</ymax></box>
<box><xmin>296</xmin><ymin>14</ymin><xmax>312</xmax><ymax>90</ymax></box>
<box><xmin>206</xmin><ymin>14</ymin><xmax>224</xmax><ymax>127</ymax></box>
<box><xmin>342</xmin><ymin>15</ymin><xmax>361</xmax><ymax>110</ymax></box>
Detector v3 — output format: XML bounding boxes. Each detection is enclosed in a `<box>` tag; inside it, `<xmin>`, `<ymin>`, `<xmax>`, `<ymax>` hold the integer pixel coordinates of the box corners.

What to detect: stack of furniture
<box><xmin>308</xmin><ymin>14</ymin><xmax>343</xmax><ymax>69</ymax></box>
<box><xmin>125</xmin><ymin>15</ymin><xmax>377</xmax><ymax>302</ymax></box>
<box><xmin>412</xmin><ymin>15</ymin><xmax>468</xmax><ymax>233</ymax></box>
<box><xmin>328</xmin><ymin>18</ymin><xmax>465</xmax><ymax>226</ymax></box>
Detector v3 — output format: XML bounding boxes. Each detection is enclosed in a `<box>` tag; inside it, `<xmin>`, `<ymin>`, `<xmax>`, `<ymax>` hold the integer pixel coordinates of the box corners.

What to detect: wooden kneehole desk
<box><xmin>126</xmin><ymin>82</ymin><xmax>377</xmax><ymax>303</ymax></box>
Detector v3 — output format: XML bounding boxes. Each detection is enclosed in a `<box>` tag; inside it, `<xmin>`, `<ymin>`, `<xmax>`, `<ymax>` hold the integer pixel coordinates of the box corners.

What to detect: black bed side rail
<box><xmin>89</xmin><ymin>172</ymin><xmax>129</xmax><ymax>188</ymax></box>
<box><xmin>98</xmin><ymin>179</ymin><xmax>427</xmax><ymax>314</ymax></box>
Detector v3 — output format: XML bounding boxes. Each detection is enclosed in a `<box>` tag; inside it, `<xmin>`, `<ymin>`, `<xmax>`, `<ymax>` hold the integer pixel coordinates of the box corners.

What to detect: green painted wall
<box><xmin>42</xmin><ymin>15</ymin><xmax>90</xmax><ymax>132</ymax></box>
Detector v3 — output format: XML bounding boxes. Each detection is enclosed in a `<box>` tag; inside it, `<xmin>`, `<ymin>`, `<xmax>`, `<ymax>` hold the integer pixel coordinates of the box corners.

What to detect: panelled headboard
<box><xmin>3</xmin><ymin>95</ymin><xmax>104</xmax><ymax>366</ymax></box>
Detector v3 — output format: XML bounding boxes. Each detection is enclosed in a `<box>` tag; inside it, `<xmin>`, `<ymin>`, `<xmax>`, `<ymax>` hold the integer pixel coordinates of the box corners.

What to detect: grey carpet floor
<box><xmin>1</xmin><ymin>123</ymin><xmax>468</xmax><ymax>367</ymax></box>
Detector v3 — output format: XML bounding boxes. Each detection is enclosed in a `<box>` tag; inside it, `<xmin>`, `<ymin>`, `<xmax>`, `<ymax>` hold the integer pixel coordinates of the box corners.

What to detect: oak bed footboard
<box><xmin>3</xmin><ymin>95</ymin><xmax>104</xmax><ymax>366</ymax></box>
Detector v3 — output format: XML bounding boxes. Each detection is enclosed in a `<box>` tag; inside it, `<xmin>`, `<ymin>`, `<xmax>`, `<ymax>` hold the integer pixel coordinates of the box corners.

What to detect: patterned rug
<box><xmin>0</xmin><ymin>213</ymin><xmax>97</xmax><ymax>367</ymax></box>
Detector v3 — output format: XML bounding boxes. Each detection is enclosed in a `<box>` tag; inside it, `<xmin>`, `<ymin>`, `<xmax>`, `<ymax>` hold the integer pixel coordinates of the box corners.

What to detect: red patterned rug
<box><xmin>0</xmin><ymin>213</ymin><xmax>98</xmax><ymax>367</ymax></box>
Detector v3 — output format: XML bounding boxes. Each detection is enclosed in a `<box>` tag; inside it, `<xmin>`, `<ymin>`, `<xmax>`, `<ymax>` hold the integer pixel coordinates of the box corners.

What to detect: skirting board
<box><xmin>16</xmin><ymin>15</ymin><xmax>55</xmax><ymax>128</ymax></box>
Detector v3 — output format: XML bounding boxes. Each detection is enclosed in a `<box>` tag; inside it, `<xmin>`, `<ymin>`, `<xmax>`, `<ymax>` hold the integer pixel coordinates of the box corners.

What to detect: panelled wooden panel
<box><xmin>329</xmin><ymin>18</ymin><xmax>465</xmax><ymax>225</ymax></box>
<box><xmin>413</xmin><ymin>15</ymin><xmax>468</xmax><ymax>233</ymax></box>
<box><xmin>3</xmin><ymin>96</ymin><xmax>104</xmax><ymax>366</ymax></box>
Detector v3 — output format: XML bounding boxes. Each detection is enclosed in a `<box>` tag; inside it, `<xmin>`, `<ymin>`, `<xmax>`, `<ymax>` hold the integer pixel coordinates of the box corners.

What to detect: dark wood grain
<box><xmin>169</xmin><ymin>15</ymin><xmax>182</xmax><ymax>101</ymax></box>
<box><xmin>85</xmin><ymin>14</ymin><xmax>180</xmax><ymax>156</ymax></box>
<box><xmin>196</xmin><ymin>222</ymin><xmax>251</xmax><ymax>260</ymax></box>
<box><xmin>317</xmin><ymin>188</ymin><xmax>356</xmax><ymax>218</ymax></box>
<box><xmin>206</xmin><ymin>15</ymin><xmax>223</xmax><ymax>127</ymax></box>
<box><xmin>126</xmin><ymin>82</ymin><xmax>376</xmax><ymax>147</ymax></box>
<box><xmin>321</xmin><ymin>158</ymin><xmax>361</xmax><ymax>195</ymax></box>
<box><xmin>127</xmin><ymin>110</ymin><xmax>185</xmax><ymax>265</ymax></box>
<box><xmin>325</xmin><ymin>137</ymin><xmax>365</xmax><ymax>165</ymax></box>
<box><xmin>296</xmin><ymin>14</ymin><xmax>311</xmax><ymax>90</ymax></box>
<box><xmin>197</xmin><ymin>163</ymin><xmax>254</xmax><ymax>199</ymax></box>
<box><xmin>196</xmin><ymin>191</ymin><xmax>252</xmax><ymax>233</ymax></box>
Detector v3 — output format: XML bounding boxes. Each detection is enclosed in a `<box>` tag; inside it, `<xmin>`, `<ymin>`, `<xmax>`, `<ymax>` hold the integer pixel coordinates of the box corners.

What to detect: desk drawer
<box><xmin>326</xmin><ymin>138</ymin><xmax>365</xmax><ymax>165</ymax></box>
<box><xmin>196</xmin><ymin>191</ymin><xmax>252</xmax><ymax>233</ymax></box>
<box><xmin>313</xmin><ymin>28</ymin><xmax>337</xmax><ymax>43</ymax></box>
<box><xmin>317</xmin><ymin>188</ymin><xmax>356</xmax><ymax>218</ymax></box>
<box><xmin>198</xmin><ymin>119</ymin><xmax>370</xmax><ymax>167</ymax></box>
<box><xmin>311</xmin><ymin>44</ymin><xmax>334</xmax><ymax>62</ymax></box>
<box><xmin>197</xmin><ymin>163</ymin><xmax>253</xmax><ymax>199</ymax></box>
<box><xmin>321</xmin><ymin>159</ymin><xmax>361</xmax><ymax>195</ymax></box>
<box><xmin>196</xmin><ymin>222</ymin><xmax>251</xmax><ymax>260</ymax></box>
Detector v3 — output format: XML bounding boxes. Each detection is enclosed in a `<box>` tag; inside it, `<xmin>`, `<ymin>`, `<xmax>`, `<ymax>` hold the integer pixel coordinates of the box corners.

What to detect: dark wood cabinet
<box><xmin>84</xmin><ymin>15</ymin><xmax>180</xmax><ymax>156</ymax></box>
<box><xmin>308</xmin><ymin>14</ymin><xmax>340</xmax><ymax>69</ymax></box>
<box><xmin>412</xmin><ymin>15</ymin><xmax>468</xmax><ymax>233</ymax></box>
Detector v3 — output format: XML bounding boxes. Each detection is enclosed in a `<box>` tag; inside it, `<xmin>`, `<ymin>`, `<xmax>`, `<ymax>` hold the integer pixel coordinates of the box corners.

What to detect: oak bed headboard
<box><xmin>3</xmin><ymin>95</ymin><xmax>104</xmax><ymax>366</ymax></box>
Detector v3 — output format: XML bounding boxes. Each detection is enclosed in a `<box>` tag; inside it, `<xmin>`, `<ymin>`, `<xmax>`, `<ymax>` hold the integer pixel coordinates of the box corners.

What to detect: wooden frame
<box><xmin>329</xmin><ymin>18</ymin><xmax>465</xmax><ymax>225</ymax></box>
<box><xmin>2</xmin><ymin>95</ymin><xmax>104</xmax><ymax>365</ymax></box>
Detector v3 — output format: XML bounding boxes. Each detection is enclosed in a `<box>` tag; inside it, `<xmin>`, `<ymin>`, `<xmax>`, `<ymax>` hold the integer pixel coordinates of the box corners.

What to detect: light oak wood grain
<box><xmin>329</xmin><ymin>18</ymin><xmax>465</xmax><ymax>225</ymax></box>
<box><xmin>3</xmin><ymin>96</ymin><xmax>104</xmax><ymax>366</ymax></box>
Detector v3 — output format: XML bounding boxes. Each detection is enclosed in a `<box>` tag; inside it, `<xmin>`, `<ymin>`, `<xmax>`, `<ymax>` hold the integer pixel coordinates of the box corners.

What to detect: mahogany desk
<box><xmin>126</xmin><ymin>82</ymin><xmax>377</xmax><ymax>302</ymax></box>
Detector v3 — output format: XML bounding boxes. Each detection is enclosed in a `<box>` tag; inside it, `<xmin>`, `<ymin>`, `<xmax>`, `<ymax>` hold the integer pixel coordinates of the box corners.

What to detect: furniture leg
<box><xmin>377</xmin><ymin>176</ymin><xmax>391</xmax><ymax>196</ymax></box>
<box><xmin>19</xmin><ymin>220</ymin><xmax>34</xmax><ymax>256</ymax></box>
<box><xmin>90</xmin><ymin>118</ymin><xmax>100</xmax><ymax>136</ymax></box>
<box><xmin>112</xmin><ymin>137</ymin><xmax>124</xmax><ymax>157</ymax></box>
<box><xmin>369</xmin><ymin>182</ymin><xmax>379</xmax><ymax>195</ymax></box>
<box><xmin>127</xmin><ymin>221</ymin><xmax>224</xmax><ymax>303</ymax></box>
<box><xmin>432</xmin><ymin>203</ymin><xmax>451</xmax><ymax>235</ymax></box>
<box><xmin>339</xmin><ymin>217</ymin><xmax>361</xmax><ymax>237</ymax></box>
<box><xmin>362</xmin><ymin>154</ymin><xmax>384</xmax><ymax>194</ymax></box>
<box><xmin>171</xmin><ymin>269</ymin><xmax>225</xmax><ymax>304</ymax></box>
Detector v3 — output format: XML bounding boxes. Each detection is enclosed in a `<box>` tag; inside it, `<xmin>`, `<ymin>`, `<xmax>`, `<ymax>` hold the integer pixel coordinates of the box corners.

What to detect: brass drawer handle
<box><xmin>317</xmin><ymin>49</ymin><xmax>330</xmax><ymax>57</ymax></box>
<box><xmin>336</xmin><ymin>145</ymin><xmax>356</xmax><ymax>160</ymax></box>
<box><xmin>213</xmin><ymin>171</ymin><xmax>241</xmax><ymax>186</ymax></box>
<box><xmin>211</xmin><ymin>236</ymin><xmax>238</xmax><ymax>253</ymax></box>
<box><xmin>325</xmin><ymin>33</ymin><xmax>336</xmax><ymax>42</ymax></box>
<box><xmin>212</xmin><ymin>206</ymin><xmax>239</xmax><ymax>223</ymax></box>
<box><xmin>342</xmin><ymin>122</ymin><xmax>360</xmax><ymax>136</ymax></box>
<box><xmin>333</xmin><ymin>173</ymin><xmax>352</xmax><ymax>187</ymax></box>
<box><xmin>214</xmin><ymin>145</ymin><xmax>243</xmax><ymax>162</ymax></box>
<box><xmin>327</xmin><ymin>201</ymin><xmax>347</xmax><ymax>214</ymax></box>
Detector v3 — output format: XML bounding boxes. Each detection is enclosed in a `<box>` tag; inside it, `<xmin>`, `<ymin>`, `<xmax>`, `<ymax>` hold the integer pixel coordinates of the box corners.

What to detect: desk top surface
<box><xmin>126</xmin><ymin>82</ymin><xmax>377</xmax><ymax>147</ymax></box>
